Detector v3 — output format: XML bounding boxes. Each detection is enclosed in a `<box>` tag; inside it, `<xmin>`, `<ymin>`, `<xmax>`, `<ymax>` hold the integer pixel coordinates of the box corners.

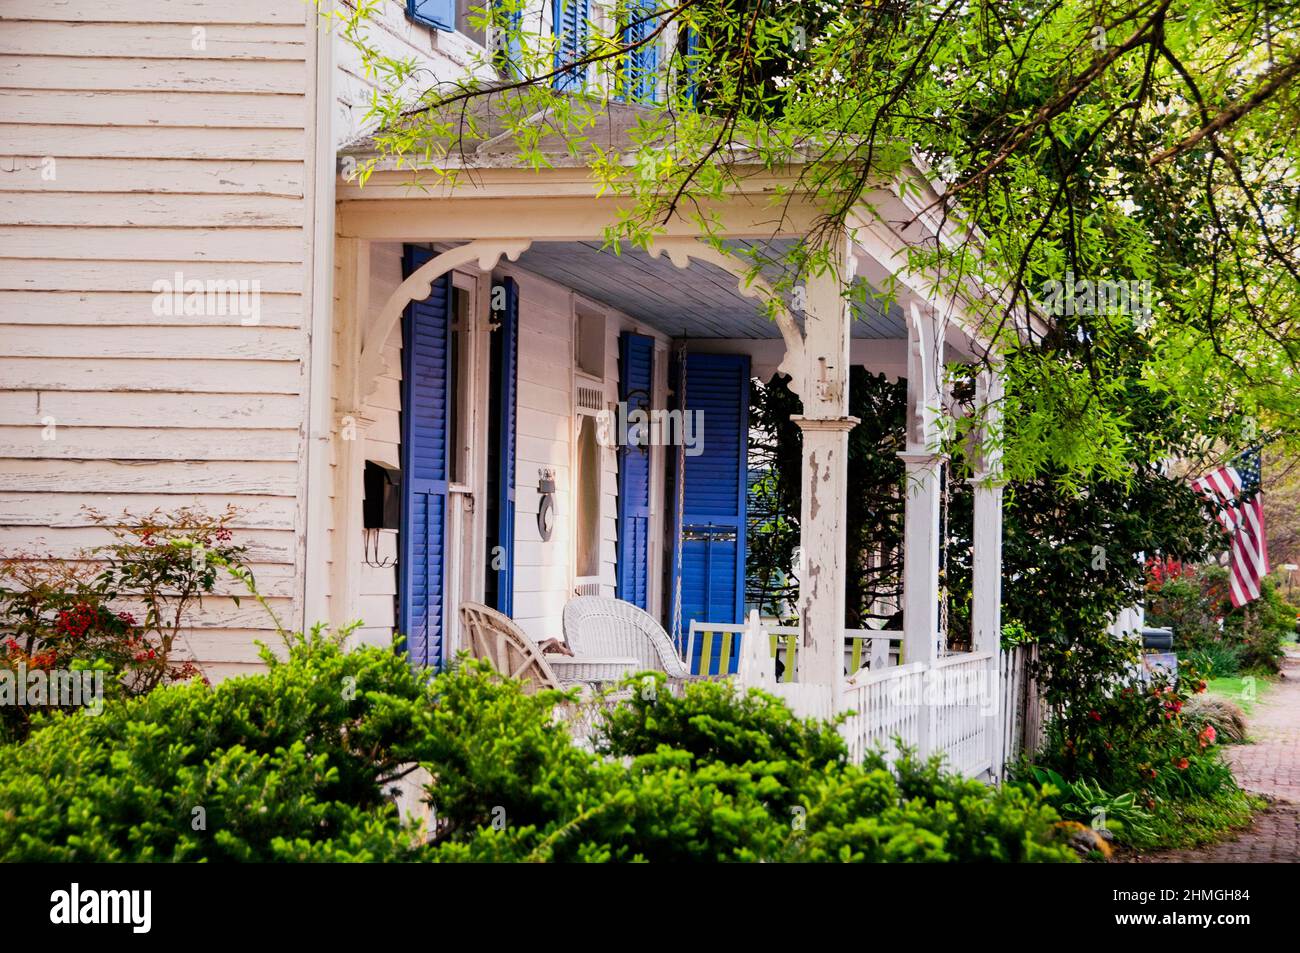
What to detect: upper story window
<box><xmin>406</xmin><ymin>0</ymin><xmax>456</xmax><ymax>31</ymax></box>
<box><xmin>406</xmin><ymin>0</ymin><xmax>487</xmax><ymax>45</ymax></box>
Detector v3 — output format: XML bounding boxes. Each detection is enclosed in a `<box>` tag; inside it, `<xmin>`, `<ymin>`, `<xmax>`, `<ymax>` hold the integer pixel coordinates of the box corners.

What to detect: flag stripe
<box><xmin>1193</xmin><ymin>450</ymin><xmax>1268</xmax><ymax>608</ymax></box>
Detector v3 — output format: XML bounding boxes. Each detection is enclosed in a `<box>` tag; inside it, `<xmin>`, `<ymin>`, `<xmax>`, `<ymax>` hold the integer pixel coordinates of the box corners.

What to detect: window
<box><xmin>407</xmin><ymin>0</ymin><xmax>487</xmax><ymax>42</ymax></box>
<box><xmin>575</xmin><ymin>415</ymin><xmax>602</xmax><ymax>579</ymax></box>
<box><xmin>458</xmin><ymin>0</ymin><xmax>488</xmax><ymax>47</ymax></box>
<box><xmin>575</xmin><ymin>306</ymin><xmax>606</xmax><ymax>378</ymax></box>
<box><xmin>406</xmin><ymin>0</ymin><xmax>455</xmax><ymax>31</ymax></box>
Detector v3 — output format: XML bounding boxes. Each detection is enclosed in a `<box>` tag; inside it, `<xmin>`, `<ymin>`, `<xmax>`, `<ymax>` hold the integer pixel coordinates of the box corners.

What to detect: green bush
<box><xmin>0</xmin><ymin>628</ymin><xmax>429</xmax><ymax>861</ymax></box>
<box><xmin>1224</xmin><ymin>576</ymin><xmax>1293</xmax><ymax>674</ymax></box>
<box><xmin>1145</xmin><ymin>561</ymin><xmax>1291</xmax><ymax>675</ymax></box>
<box><xmin>0</xmin><ymin>638</ymin><xmax>1075</xmax><ymax>863</ymax></box>
<box><xmin>1183</xmin><ymin>643</ymin><xmax>1242</xmax><ymax>678</ymax></box>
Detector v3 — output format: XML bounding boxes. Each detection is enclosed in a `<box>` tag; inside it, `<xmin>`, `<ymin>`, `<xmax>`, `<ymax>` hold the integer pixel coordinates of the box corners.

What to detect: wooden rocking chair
<box><xmin>458</xmin><ymin>601</ymin><xmax>562</xmax><ymax>695</ymax></box>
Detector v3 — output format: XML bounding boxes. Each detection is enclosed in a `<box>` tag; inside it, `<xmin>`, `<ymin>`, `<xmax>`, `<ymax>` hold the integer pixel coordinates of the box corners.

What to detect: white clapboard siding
<box><xmin>2</xmin><ymin>0</ymin><xmax>301</xmax><ymax>24</ymax></box>
<box><xmin>0</xmin><ymin>260</ymin><xmax>304</xmax><ymax>294</ymax></box>
<box><xmin>0</xmin><ymin>291</ymin><xmax>304</xmax><ymax>327</ymax></box>
<box><xmin>0</xmin><ymin>392</ymin><xmax>304</xmax><ymax>429</ymax></box>
<box><xmin>1</xmin><ymin>0</ymin><xmax>316</xmax><ymax>673</ymax></box>
<box><xmin>0</xmin><ymin>427</ymin><xmax>300</xmax><ymax>461</ymax></box>
<box><xmin>332</xmin><ymin>0</ymin><xmax>492</xmax><ymax>146</ymax></box>
<box><xmin>342</xmin><ymin>243</ymin><xmax>408</xmax><ymax>637</ymax></box>
<box><xmin>6</xmin><ymin>125</ymin><xmax>306</xmax><ymax>161</ymax></box>
<box><xmin>1</xmin><ymin>325</ymin><xmax>305</xmax><ymax>360</ymax></box>
<box><xmin>0</xmin><ymin>358</ymin><xmax>301</xmax><ymax>393</ymax></box>
<box><xmin>0</xmin><ymin>56</ymin><xmax>306</xmax><ymax>94</ymax></box>
<box><xmin>0</xmin><ymin>90</ymin><xmax>306</xmax><ymax>128</ymax></box>
<box><xmin>0</xmin><ymin>22</ymin><xmax>307</xmax><ymax>60</ymax></box>
<box><xmin>0</xmin><ymin>526</ymin><xmax>294</xmax><ymax>564</ymax></box>
<box><xmin>0</xmin><ymin>159</ymin><xmax>305</xmax><ymax>196</ymax></box>
<box><xmin>0</xmin><ymin>460</ymin><xmax>302</xmax><ymax>496</ymax></box>
<box><xmin>0</xmin><ymin>228</ymin><xmax>307</xmax><ymax>263</ymax></box>
<box><xmin>0</xmin><ymin>193</ymin><xmax>305</xmax><ymax>227</ymax></box>
<box><xmin>0</xmin><ymin>492</ymin><xmax>296</xmax><ymax>530</ymax></box>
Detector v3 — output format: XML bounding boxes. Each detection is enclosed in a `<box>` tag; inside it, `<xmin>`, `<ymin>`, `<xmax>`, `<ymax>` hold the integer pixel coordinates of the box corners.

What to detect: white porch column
<box><xmin>899</xmin><ymin>303</ymin><xmax>945</xmax><ymax>668</ymax></box>
<box><xmin>970</xmin><ymin>367</ymin><xmax>1005</xmax><ymax>776</ymax></box>
<box><xmin>969</xmin><ymin>367</ymin><xmax>1005</xmax><ymax>657</ymax></box>
<box><xmin>791</xmin><ymin>416</ymin><xmax>857</xmax><ymax>692</ymax></box>
<box><xmin>329</xmin><ymin>237</ymin><xmax>371</xmax><ymax>633</ymax></box>
<box><xmin>790</xmin><ymin>236</ymin><xmax>856</xmax><ymax>694</ymax></box>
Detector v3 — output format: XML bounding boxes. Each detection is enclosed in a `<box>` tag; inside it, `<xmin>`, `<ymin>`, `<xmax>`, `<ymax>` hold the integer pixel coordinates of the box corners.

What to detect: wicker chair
<box><xmin>458</xmin><ymin>601</ymin><xmax>562</xmax><ymax>695</ymax></box>
<box><xmin>562</xmin><ymin>596</ymin><xmax>691</xmax><ymax>678</ymax></box>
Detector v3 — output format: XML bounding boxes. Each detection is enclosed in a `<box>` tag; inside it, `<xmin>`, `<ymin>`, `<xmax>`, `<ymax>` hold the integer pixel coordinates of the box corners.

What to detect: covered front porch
<box><xmin>322</xmin><ymin>129</ymin><xmax>1018</xmax><ymax>776</ymax></box>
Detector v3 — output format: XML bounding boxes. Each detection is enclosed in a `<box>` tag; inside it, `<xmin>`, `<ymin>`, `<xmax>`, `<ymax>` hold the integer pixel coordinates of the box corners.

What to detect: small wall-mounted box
<box><xmin>363</xmin><ymin>461</ymin><xmax>402</xmax><ymax>530</ymax></box>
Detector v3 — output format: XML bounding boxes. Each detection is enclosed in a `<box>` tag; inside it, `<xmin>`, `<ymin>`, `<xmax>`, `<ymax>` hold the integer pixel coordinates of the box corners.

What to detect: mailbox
<box><xmin>363</xmin><ymin>461</ymin><xmax>401</xmax><ymax>530</ymax></box>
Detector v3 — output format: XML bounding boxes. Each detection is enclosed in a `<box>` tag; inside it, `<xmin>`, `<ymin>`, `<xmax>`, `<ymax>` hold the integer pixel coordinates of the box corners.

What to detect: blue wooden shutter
<box><xmin>681</xmin><ymin>25</ymin><xmax>699</xmax><ymax>106</ymax></box>
<box><xmin>669</xmin><ymin>352</ymin><xmax>750</xmax><ymax>669</ymax></box>
<box><xmin>616</xmin><ymin>332</ymin><xmax>654</xmax><ymax>608</ymax></box>
<box><xmin>407</xmin><ymin>0</ymin><xmax>456</xmax><ymax>31</ymax></box>
<box><xmin>553</xmin><ymin>0</ymin><xmax>589</xmax><ymax>91</ymax></box>
<box><xmin>494</xmin><ymin>0</ymin><xmax>524</xmax><ymax>77</ymax></box>
<box><xmin>621</xmin><ymin>0</ymin><xmax>659</xmax><ymax>102</ymax></box>
<box><xmin>493</xmin><ymin>278</ymin><xmax>520</xmax><ymax>615</ymax></box>
<box><xmin>399</xmin><ymin>246</ymin><xmax>453</xmax><ymax>668</ymax></box>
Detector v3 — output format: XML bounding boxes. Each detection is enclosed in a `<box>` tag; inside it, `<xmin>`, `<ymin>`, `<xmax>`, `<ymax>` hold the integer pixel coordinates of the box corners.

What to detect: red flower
<box><xmin>1199</xmin><ymin>725</ymin><xmax>1217</xmax><ymax>748</ymax></box>
<box><xmin>1088</xmin><ymin>709</ymin><xmax>1101</xmax><ymax>722</ymax></box>
<box><xmin>1174</xmin><ymin>757</ymin><xmax>1190</xmax><ymax>770</ymax></box>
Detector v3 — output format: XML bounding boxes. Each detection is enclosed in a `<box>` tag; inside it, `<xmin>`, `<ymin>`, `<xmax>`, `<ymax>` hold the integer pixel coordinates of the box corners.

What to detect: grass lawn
<box><xmin>1204</xmin><ymin>675</ymin><xmax>1271</xmax><ymax>714</ymax></box>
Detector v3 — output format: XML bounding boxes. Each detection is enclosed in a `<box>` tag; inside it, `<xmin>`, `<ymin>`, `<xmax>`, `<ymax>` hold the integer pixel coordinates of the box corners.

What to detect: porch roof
<box><xmin>339</xmin><ymin>91</ymin><xmax>813</xmax><ymax>171</ymax></box>
<box><xmin>513</xmin><ymin>240</ymin><xmax>908</xmax><ymax>341</ymax></box>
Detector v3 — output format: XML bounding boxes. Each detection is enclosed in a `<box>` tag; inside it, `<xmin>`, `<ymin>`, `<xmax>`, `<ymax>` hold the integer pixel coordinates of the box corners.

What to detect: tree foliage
<box><xmin>334</xmin><ymin>0</ymin><xmax>1300</xmax><ymax>482</ymax></box>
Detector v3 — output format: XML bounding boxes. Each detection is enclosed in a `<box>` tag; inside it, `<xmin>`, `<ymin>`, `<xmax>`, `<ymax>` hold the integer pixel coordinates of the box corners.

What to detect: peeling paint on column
<box><xmin>803</xmin><ymin>566</ymin><xmax>821</xmax><ymax>649</ymax></box>
<box><xmin>807</xmin><ymin>449</ymin><xmax>821</xmax><ymax>520</ymax></box>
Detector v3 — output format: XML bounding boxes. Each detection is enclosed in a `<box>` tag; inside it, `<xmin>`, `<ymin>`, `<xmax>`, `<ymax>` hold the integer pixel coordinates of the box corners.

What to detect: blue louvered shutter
<box><xmin>553</xmin><ymin>0</ymin><xmax>589</xmax><ymax>91</ymax></box>
<box><xmin>681</xmin><ymin>25</ymin><xmax>699</xmax><ymax>106</ymax></box>
<box><xmin>669</xmin><ymin>352</ymin><xmax>750</xmax><ymax>671</ymax></box>
<box><xmin>493</xmin><ymin>278</ymin><xmax>519</xmax><ymax>616</ymax></box>
<box><xmin>621</xmin><ymin>0</ymin><xmax>659</xmax><ymax>102</ymax></box>
<box><xmin>494</xmin><ymin>0</ymin><xmax>524</xmax><ymax>77</ymax></box>
<box><xmin>616</xmin><ymin>333</ymin><xmax>654</xmax><ymax>608</ymax></box>
<box><xmin>399</xmin><ymin>246</ymin><xmax>453</xmax><ymax>669</ymax></box>
<box><xmin>407</xmin><ymin>0</ymin><xmax>456</xmax><ymax>31</ymax></box>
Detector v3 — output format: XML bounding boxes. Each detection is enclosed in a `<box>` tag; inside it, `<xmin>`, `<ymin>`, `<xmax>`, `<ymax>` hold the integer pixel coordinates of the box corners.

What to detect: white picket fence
<box><xmin>724</xmin><ymin>612</ymin><xmax>1038</xmax><ymax>779</ymax></box>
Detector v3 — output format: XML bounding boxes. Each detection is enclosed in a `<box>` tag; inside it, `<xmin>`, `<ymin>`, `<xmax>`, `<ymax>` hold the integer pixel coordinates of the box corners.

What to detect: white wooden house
<box><xmin>1</xmin><ymin>0</ymin><xmax>1034</xmax><ymax>774</ymax></box>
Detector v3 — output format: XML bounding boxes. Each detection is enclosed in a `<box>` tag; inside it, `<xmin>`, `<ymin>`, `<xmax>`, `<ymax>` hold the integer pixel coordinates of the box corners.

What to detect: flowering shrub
<box><xmin>0</xmin><ymin>507</ymin><xmax>251</xmax><ymax>741</ymax></box>
<box><xmin>1037</xmin><ymin>664</ymin><xmax>1235</xmax><ymax>811</ymax></box>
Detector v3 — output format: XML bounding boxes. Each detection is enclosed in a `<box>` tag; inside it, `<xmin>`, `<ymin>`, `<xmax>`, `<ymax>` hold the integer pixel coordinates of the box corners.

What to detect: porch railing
<box><xmin>838</xmin><ymin>652</ymin><xmax>995</xmax><ymax>776</ymax></box>
<box><xmin>688</xmin><ymin>613</ymin><xmax>1036</xmax><ymax>780</ymax></box>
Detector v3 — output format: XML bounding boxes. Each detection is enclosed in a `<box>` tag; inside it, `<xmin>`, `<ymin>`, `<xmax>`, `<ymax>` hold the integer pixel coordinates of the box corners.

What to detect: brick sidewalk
<box><xmin>1129</xmin><ymin>650</ymin><xmax>1300</xmax><ymax>863</ymax></box>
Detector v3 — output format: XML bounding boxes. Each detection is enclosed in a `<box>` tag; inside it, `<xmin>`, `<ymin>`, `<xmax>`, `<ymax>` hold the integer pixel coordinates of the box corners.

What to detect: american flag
<box><xmin>1191</xmin><ymin>448</ymin><xmax>1270</xmax><ymax>608</ymax></box>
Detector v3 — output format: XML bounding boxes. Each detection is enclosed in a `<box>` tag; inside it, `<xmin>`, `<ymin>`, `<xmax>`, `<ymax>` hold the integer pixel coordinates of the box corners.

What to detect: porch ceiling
<box><xmin>513</xmin><ymin>241</ymin><xmax>908</xmax><ymax>340</ymax></box>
